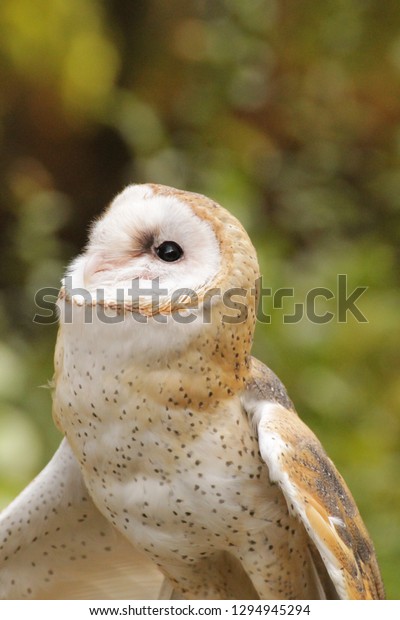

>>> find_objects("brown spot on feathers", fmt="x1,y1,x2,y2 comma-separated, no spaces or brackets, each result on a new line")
255,394,385,599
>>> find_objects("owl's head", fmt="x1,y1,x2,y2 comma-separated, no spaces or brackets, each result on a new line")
59,184,260,363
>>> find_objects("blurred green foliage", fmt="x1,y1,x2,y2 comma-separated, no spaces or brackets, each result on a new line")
0,0,399,598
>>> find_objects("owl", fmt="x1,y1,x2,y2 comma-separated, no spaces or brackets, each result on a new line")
0,184,384,600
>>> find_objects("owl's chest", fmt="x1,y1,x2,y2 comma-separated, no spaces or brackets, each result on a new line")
54,356,278,551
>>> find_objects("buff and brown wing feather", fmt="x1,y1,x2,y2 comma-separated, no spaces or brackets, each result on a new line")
244,357,385,600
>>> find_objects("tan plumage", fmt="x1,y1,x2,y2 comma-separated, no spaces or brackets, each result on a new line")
246,358,384,600
0,183,384,599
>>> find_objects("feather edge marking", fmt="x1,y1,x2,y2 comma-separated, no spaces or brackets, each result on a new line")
253,401,350,599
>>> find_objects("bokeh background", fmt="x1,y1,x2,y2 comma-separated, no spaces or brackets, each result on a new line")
0,0,399,598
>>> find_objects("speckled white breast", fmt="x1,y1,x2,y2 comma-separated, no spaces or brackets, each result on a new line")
55,311,282,553
53,304,312,599
56,362,279,551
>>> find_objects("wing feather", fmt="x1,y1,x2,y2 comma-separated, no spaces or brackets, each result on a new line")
243,357,385,600
0,439,163,599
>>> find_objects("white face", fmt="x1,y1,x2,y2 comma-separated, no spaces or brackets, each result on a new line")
65,184,221,305
58,185,223,359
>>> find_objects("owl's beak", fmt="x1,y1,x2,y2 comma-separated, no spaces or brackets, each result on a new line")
83,252,142,287
83,253,107,287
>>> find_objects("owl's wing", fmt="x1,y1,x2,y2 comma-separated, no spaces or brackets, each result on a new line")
242,357,385,600
0,438,163,599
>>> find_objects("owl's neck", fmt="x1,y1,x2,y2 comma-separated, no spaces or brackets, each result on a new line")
136,333,252,413
57,298,253,410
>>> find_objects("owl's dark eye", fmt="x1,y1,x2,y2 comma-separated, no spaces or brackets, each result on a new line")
155,241,184,262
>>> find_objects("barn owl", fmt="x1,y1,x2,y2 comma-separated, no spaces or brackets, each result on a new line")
0,184,384,600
